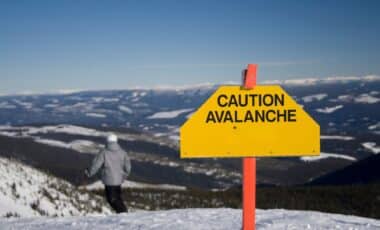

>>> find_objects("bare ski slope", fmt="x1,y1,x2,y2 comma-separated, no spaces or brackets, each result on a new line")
1,208,379,230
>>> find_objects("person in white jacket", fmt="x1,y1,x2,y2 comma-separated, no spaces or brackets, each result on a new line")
86,133,131,213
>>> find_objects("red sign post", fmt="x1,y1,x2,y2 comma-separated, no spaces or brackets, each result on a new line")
242,64,257,230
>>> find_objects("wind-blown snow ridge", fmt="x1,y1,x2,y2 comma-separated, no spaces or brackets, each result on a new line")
1,208,379,230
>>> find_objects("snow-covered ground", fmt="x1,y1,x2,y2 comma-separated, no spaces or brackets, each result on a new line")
81,180,186,191
0,157,110,218
1,208,379,230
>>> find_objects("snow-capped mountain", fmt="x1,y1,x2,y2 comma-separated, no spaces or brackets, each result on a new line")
0,76,378,141
0,156,110,218
1,208,379,230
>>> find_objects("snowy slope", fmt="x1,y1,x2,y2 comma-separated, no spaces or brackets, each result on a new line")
0,157,110,217
1,208,379,230
82,180,186,191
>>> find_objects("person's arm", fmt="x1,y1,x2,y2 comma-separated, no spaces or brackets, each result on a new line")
123,153,131,177
87,150,105,177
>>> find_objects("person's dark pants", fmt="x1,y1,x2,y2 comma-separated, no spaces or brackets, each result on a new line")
105,185,127,213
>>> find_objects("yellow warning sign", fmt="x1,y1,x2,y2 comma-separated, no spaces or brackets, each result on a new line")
180,85,320,158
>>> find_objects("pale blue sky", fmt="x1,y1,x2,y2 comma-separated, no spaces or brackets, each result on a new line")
1,0,379,94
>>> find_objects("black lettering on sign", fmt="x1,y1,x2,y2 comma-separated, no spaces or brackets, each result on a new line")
277,94,285,106
215,111,224,122
206,109,298,123
216,93,286,108
255,110,265,122
206,111,216,123
263,94,273,106
266,110,276,122
244,110,254,122
277,109,287,122
207,93,297,124
288,109,297,122
224,111,233,123
234,111,242,123
238,95,248,107
229,95,238,107
217,95,228,107
248,94,258,106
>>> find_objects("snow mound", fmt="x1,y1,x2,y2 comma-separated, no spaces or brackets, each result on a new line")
0,157,110,218
1,208,379,230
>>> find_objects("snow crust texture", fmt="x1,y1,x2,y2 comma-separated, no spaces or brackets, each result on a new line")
1,208,379,230
0,157,110,218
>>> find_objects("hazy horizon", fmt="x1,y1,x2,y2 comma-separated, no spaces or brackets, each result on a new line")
0,74,378,96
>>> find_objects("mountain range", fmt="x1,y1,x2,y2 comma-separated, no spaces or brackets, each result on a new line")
0,76,378,189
